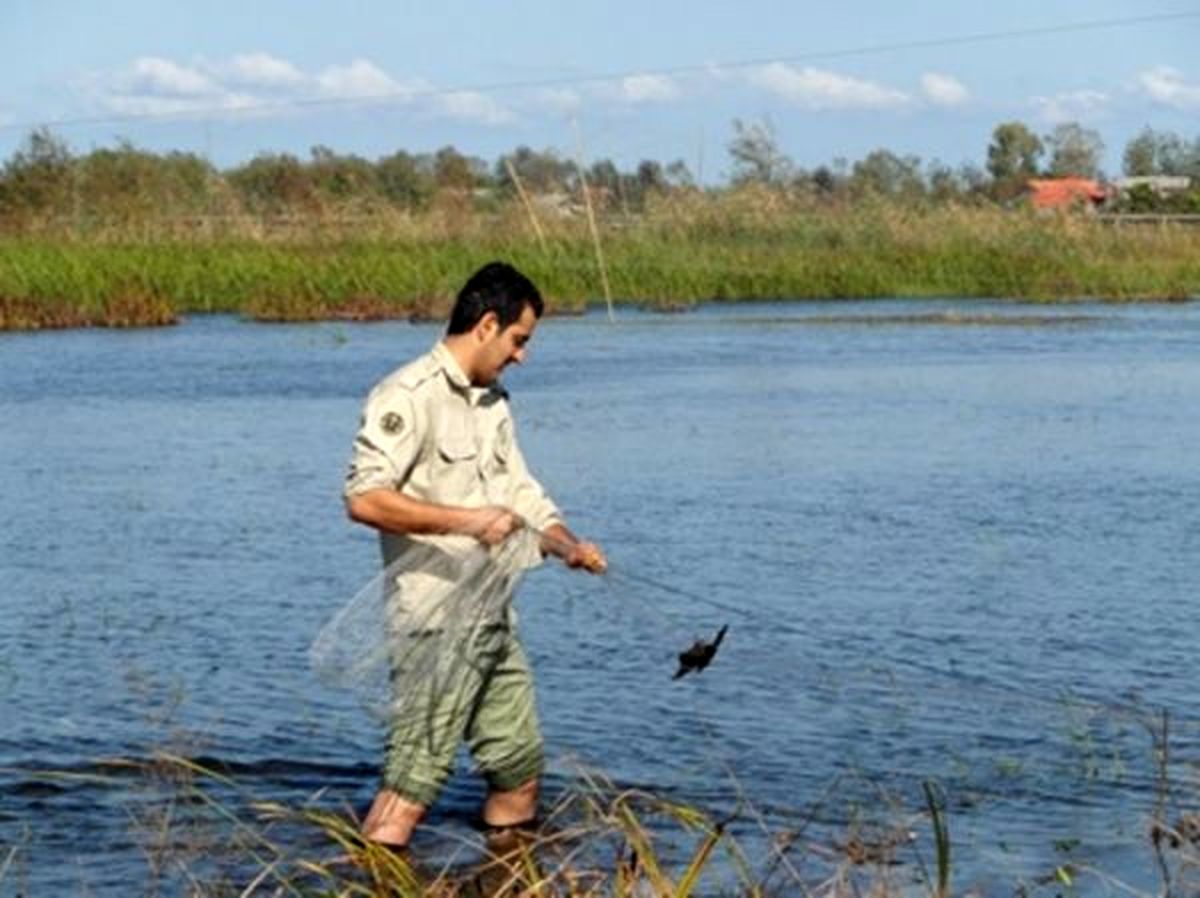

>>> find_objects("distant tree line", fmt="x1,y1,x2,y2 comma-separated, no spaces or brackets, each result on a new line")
0,128,695,227
2,119,1199,227
728,118,1200,211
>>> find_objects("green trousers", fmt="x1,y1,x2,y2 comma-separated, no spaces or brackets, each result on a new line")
384,625,543,806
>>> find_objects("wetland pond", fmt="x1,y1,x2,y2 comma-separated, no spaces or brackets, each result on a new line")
2,299,1200,893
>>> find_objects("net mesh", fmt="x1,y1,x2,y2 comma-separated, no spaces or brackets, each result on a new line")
309,527,543,734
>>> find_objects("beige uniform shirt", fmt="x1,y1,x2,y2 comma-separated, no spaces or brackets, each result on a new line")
345,341,562,627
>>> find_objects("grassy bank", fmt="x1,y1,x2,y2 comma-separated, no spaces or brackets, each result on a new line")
7,748,1200,897
3,195,1200,330
0,754,975,897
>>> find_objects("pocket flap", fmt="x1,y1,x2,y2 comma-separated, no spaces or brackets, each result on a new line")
437,434,477,461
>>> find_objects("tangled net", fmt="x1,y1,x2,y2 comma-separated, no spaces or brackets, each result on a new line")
310,527,543,720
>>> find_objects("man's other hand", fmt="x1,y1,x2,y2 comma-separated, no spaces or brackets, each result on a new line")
465,507,523,545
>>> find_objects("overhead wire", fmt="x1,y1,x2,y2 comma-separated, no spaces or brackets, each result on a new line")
1,11,1196,134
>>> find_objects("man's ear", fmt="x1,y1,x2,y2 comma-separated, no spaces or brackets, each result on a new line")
476,310,500,341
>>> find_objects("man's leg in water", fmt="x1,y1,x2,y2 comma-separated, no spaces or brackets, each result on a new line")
366,633,496,846
358,777,538,846
483,776,539,827
468,630,544,828
362,790,426,846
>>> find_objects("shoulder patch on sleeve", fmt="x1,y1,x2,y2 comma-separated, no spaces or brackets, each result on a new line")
380,410,406,435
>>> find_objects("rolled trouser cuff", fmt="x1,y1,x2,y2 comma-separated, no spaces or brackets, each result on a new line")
382,763,449,808
481,742,544,794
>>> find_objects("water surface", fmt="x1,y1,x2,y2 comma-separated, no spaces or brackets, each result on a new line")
2,300,1199,893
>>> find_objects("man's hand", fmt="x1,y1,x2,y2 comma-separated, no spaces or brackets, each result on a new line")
564,541,607,574
539,523,606,573
463,506,524,546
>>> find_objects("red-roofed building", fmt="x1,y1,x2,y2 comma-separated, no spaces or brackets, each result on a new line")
1026,178,1109,211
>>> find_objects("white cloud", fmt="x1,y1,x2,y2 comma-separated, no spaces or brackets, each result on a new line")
439,90,514,125
225,52,307,88
1030,89,1109,123
316,58,420,99
127,56,220,97
78,53,534,125
86,56,257,116
746,63,910,110
920,72,968,107
1137,66,1200,110
616,73,680,103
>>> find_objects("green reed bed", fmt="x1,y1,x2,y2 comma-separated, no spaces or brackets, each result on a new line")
3,199,1199,330
17,752,949,898
8,748,1200,897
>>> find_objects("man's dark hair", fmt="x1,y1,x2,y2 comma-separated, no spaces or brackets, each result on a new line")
446,261,543,335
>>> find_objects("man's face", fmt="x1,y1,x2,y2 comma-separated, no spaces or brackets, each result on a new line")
475,304,538,385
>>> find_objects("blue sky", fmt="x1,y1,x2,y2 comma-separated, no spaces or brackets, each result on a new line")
2,1,1198,180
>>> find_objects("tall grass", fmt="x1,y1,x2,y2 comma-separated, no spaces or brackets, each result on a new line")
79,754,963,898
7,737,1200,896
3,194,1199,330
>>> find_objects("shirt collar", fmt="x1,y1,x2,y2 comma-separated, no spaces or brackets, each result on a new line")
432,340,472,392
432,339,509,402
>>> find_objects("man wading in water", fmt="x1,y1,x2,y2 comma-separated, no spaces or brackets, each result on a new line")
343,261,606,848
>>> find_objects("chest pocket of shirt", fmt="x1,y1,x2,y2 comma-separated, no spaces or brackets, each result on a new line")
490,418,512,473
436,432,479,499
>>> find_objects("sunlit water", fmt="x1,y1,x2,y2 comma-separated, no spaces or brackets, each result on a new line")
2,301,1199,894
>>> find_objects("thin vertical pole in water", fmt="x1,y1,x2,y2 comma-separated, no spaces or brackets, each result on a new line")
573,120,615,323
504,158,548,255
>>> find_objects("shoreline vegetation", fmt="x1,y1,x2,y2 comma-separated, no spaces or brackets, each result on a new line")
2,125,1200,331
6,744,1200,897
3,198,1200,331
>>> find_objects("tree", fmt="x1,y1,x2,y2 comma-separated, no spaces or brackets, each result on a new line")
308,145,379,200
76,141,217,219
986,122,1043,183
926,160,963,201
227,152,318,214
0,128,74,215
727,118,793,186
432,146,478,191
1123,128,1159,176
494,146,574,194
849,149,924,197
664,159,695,188
376,150,434,208
1122,127,1200,178
1044,122,1104,179
807,165,839,195
635,159,666,194
585,158,622,210
956,163,990,197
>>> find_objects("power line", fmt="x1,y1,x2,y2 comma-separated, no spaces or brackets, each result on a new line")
1,11,1196,135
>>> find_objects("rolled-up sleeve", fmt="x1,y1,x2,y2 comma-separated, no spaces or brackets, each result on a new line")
506,435,563,532
344,387,421,498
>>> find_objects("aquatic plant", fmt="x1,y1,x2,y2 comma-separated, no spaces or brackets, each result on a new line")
1,195,1198,330
9,729,1200,897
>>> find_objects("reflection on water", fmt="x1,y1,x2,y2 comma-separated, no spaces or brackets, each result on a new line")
2,299,1200,893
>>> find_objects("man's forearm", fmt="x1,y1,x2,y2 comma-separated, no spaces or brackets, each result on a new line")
345,489,476,536
539,522,580,558
346,491,598,563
